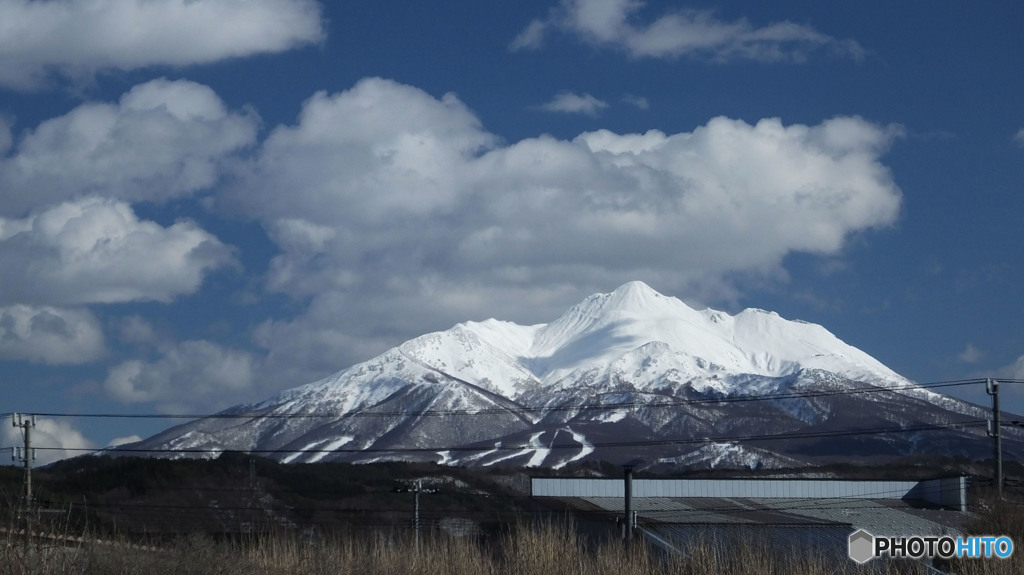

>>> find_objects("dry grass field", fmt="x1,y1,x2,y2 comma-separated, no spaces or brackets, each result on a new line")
3,510,1021,575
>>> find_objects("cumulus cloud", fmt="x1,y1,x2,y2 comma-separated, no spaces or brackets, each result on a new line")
0,78,258,216
540,92,609,115
512,0,863,62
0,305,105,364
0,0,325,90
3,416,94,464
220,77,902,372
1015,129,1024,146
0,197,235,305
104,340,258,411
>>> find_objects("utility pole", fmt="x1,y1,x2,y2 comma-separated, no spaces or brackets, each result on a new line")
986,379,1003,498
12,414,35,506
623,464,634,544
12,414,36,534
413,480,421,553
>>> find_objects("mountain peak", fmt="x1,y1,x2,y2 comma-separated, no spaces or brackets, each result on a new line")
528,281,705,373
608,280,662,304
578,280,690,319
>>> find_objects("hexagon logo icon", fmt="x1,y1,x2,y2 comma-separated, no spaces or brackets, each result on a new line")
848,529,875,564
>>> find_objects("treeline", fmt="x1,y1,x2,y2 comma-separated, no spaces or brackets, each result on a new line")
1,453,537,537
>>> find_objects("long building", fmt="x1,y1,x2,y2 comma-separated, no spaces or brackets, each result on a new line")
531,476,969,567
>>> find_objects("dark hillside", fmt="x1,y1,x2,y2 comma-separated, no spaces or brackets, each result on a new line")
2,453,1019,540
0,454,535,538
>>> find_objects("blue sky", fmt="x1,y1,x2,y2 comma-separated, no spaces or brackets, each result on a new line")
1,0,1023,461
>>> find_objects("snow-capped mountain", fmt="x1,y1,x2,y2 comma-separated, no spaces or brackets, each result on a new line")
128,282,1017,470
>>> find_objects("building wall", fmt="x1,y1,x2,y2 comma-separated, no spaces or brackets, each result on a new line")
908,476,967,511
531,477,967,510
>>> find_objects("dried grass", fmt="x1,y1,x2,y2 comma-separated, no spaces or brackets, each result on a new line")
0,510,1019,575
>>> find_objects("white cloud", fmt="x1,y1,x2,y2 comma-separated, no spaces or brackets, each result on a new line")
1015,129,1024,146
958,343,983,364
0,197,235,305
3,416,94,465
0,305,105,364
222,77,496,233
512,0,863,62
104,340,257,411
0,0,325,90
622,94,649,110
997,356,1024,380
114,315,160,346
509,19,550,51
253,307,402,387
0,116,12,155
220,77,902,374
0,78,258,216
994,356,1024,414
540,92,609,116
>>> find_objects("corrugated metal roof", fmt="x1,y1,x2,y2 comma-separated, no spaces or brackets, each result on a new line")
639,523,855,564
554,495,966,537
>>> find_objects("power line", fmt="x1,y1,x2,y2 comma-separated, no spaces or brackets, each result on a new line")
18,378,988,421
2,379,1007,467
16,480,984,535
25,419,989,456
21,477,979,515
50,498,959,518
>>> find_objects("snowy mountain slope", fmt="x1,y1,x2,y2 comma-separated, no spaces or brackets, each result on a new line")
125,281,1017,468
529,281,894,382
655,443,809,471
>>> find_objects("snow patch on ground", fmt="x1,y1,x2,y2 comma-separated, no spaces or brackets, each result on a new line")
526,431,550,467
658,442,803,470
596,410,628,423
552,428,594,470
306,436,354,464
281,436,354,464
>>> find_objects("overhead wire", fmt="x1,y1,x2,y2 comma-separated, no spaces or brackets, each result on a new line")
24,419,989,456
17,476,988,535
1,377,1009,464
16,378,990,421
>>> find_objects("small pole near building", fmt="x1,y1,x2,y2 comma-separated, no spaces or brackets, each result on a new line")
623,464,634,544
413,480,421,553
986,379,1003,498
